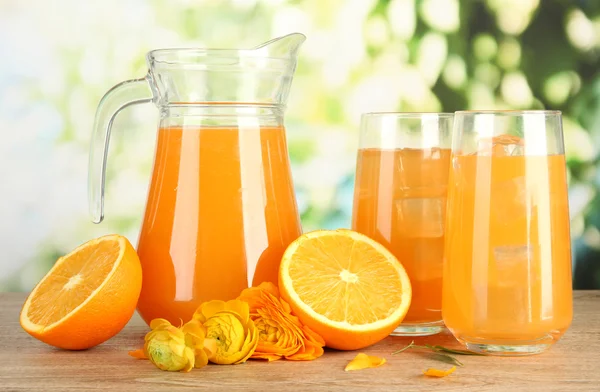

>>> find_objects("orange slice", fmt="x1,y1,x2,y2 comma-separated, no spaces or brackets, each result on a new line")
279,229,412,350
20,234,142,350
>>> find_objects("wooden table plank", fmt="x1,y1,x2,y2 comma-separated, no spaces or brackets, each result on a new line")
1,292,599,391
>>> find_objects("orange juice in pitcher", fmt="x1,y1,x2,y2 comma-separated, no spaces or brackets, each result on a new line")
88,34,305,325
136,125,300,322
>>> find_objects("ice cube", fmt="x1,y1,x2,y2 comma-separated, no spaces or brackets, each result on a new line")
396,197,446,238
494,245,533,268
477,134,525,156
410,239,444,280
474,282,529,333
355,185,372,201
495,245,535,299
507,143,524,156
473,244,534,332
491,176,530,223
493,244,539,287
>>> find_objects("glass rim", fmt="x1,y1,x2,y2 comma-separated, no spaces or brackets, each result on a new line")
455,110,562,116
147,32,307,64
362,112,454,119
147,49,294,64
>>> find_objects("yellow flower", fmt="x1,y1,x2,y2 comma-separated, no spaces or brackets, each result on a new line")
192,300,258,365
129,318,215,372
238,282,325,361
181,319,217,369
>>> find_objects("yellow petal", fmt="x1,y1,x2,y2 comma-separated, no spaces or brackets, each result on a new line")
195,300,227,322
169,339,186,358
182,347,195,373
256,281,280,297
286,337,324,361
204,338,217,359
250,352,282,361
194,349,209,369
205,311,247,364
279,297,293,314
165,327,186,345
224,300,250,324
144,329,159,341
146,330,170,342
234,318,259,364
149,318,173,330
128,349,147,359
182,320,206,340
303,325,326,346
344,353,386,371
423,366,457,378
145,338,189,372
238,282,280,315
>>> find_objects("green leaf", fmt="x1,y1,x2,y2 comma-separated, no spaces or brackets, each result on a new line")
425,344,485,356
392,342,474,366
391,340,415,355
428,353,464,367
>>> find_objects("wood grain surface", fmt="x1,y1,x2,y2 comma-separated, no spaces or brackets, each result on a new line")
1,292,599,391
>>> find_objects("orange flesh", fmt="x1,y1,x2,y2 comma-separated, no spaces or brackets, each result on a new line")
26,240,120,326
288,233,406,325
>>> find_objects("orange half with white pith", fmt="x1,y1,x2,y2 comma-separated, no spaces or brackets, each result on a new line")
20,234,142,350
278,229,412,350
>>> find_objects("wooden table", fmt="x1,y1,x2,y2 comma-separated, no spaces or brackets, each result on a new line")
1,292,599,391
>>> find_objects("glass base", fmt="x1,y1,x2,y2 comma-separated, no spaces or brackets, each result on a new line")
455,334,555,356
390,321,444,336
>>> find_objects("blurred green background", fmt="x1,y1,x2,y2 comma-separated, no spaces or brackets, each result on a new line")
0,0,599,291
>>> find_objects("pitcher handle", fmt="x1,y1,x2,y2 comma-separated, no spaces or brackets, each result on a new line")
88,76,154,223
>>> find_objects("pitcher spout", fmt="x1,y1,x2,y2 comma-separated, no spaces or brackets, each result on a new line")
253,33,306,60
143,33,305,107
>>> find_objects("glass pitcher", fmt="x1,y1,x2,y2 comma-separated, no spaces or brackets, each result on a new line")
88,33,305,325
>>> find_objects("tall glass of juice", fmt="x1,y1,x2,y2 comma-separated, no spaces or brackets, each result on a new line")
352,112,453,336
443,110,572,355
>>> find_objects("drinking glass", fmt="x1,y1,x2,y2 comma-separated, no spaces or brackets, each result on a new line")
443,110,572,355
352,112,453,336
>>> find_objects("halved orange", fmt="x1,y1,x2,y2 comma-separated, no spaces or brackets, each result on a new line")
20,234,142,350
279,229,412,350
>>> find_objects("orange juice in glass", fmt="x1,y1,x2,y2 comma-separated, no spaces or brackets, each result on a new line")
88,34,305,325
352,113,453,336
443,110,572,355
